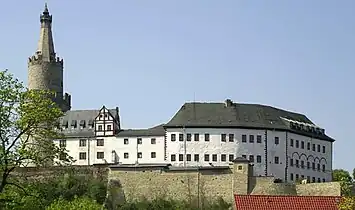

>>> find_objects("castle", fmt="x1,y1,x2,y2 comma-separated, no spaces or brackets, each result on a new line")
27,5,335,184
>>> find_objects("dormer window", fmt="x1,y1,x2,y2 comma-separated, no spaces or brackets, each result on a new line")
71,120,77,129
88,120,94,129
62,120,68,129
79,120,86,129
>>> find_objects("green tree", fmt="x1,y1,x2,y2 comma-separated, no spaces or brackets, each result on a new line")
0,69,69,195
333,169,353,196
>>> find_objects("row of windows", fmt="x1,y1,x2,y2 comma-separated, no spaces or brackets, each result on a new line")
290,173,326,183
290,139,326,153
289,159,326,172
171,133,271,144
60,138,158,148
97,124,112,131
77,151,157,160
171,154,235,162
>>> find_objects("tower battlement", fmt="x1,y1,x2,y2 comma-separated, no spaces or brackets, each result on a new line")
28,54,64,67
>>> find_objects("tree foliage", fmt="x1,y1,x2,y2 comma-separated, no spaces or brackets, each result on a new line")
0,69,69,195
333,169,353,196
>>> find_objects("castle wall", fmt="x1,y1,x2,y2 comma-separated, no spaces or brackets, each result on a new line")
107,164,341,205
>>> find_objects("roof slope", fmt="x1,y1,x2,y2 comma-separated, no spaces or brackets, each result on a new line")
116,124,165,137
234,195,341,210
164,101,334,141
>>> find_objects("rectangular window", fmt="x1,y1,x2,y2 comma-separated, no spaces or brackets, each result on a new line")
312,144,315,151
296,140,299,148
124,138,129,145
59,140,66,148
290,158,294,166
301,141,305,149
312,177,315,183
98,125,103,131
79,152,86,160
317,164,320,171
187,133,192,141
186,154,191,161
97,152,104,159
317,145,320,152
301,160,304,168
317,178,321,183
194,133,199,141
249,135,254,143
242,155,247,159
290,139,294,147
229,154,234,162
194,154,199,162
307,176,311,182
171,134,176,141
204,134,210,141
124,153,129,159
96,139,104,146
151,152,156,158
179,134,183,141
212,154,217,162
322,178,326,182
79,139,86,147
151,138,156,144
204,154,210,161
307,162,310,169
274,137,279,145
307,142,310,150
312,162,315,170
242,135,247,143
221,134,226,142
179,154,183,161
322,146,326,153
257,155,261,163
107,124,112,131
274,156,279,164
322,164,325,172
249,155,254,163
137,152,142,159
290,173,294,181
257,135,262,143
229,134,234,142
296,174,299,181
137,138,142,144
221,154,226,161
171,154,176,161
296,160,299,168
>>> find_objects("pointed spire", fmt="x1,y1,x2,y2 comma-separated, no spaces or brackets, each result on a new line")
43,3,49,14
36,3,56,62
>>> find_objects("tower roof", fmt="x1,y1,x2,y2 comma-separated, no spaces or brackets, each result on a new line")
36,3,56,62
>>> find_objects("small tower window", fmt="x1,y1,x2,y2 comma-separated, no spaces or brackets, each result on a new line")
238,165,243,170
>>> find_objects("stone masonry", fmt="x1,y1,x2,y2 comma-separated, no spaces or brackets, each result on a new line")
106,158,341,207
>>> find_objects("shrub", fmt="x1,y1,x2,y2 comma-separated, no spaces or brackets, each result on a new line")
46,196,102,210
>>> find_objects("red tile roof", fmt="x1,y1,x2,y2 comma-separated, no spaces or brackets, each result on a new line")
234,195,342,210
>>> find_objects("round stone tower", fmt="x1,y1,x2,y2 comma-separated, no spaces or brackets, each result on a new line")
28,4,71,112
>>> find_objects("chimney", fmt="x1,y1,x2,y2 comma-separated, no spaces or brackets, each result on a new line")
225,99,233,107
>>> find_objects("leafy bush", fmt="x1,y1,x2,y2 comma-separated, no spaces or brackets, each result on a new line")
46,196,102,210
116,197,231,210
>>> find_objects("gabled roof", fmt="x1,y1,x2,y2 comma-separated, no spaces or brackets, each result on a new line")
116,124,165,137
60,108,118,137
234,195,341,210
164,100,334,142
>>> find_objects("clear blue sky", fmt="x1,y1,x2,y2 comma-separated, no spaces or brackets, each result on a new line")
0,1,354,172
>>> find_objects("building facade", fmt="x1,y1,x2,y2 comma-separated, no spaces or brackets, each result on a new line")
28,5,334,184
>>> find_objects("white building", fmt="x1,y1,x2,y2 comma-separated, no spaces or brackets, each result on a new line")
54,99,334,184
